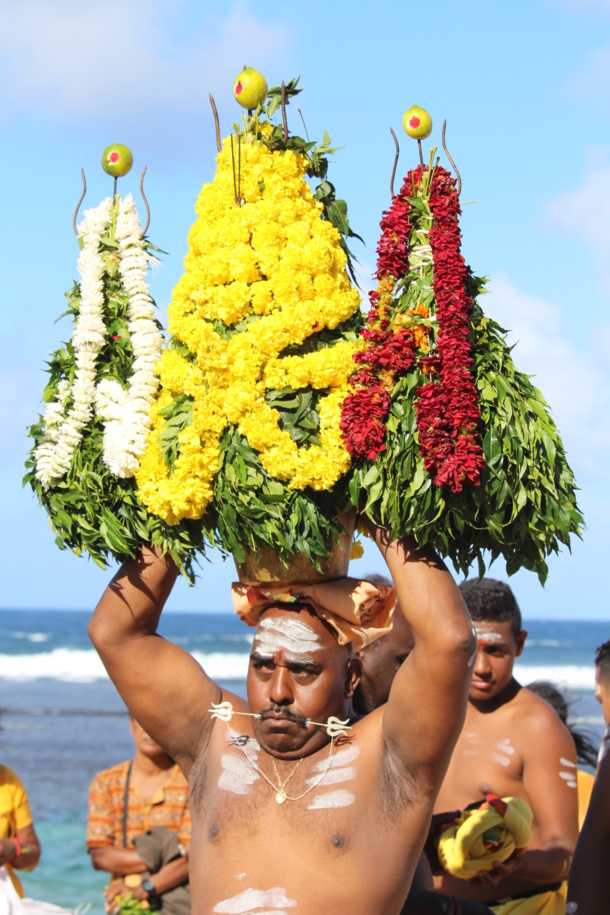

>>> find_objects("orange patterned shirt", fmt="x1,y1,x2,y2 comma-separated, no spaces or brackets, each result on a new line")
86,760,191,851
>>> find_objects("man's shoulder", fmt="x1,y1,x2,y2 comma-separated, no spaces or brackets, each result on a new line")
89,759,131,790
517,686,572,741
0,765,26,793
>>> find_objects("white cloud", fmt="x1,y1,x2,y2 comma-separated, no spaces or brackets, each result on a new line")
484,274,610,483
0,1,291,126
544,161,610,294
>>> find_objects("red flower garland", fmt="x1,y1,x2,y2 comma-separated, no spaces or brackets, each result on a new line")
341,164,484,492
415,167,485,492
340,187,417,461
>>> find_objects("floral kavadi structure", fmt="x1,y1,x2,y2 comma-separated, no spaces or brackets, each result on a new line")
26,83,582,584
133,78,364,569
25,192,207,576
343,144,583,583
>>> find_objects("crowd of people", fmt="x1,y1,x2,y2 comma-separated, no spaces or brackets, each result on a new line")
2,538,609,914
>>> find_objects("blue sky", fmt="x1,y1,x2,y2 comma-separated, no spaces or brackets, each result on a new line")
1,0,609,620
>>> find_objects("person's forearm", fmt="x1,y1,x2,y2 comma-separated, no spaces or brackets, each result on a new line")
89,846,148,874
88,546,179,649
148,855,189,895
512,843,573,885
374,528,475,653
7,839,40,871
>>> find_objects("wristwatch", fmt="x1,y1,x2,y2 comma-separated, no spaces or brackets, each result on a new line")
141,879,158,903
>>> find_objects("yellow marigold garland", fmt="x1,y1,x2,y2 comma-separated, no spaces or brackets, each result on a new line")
135,134,362,524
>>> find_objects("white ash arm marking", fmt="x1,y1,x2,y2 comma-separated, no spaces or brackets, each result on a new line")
559,756,578,788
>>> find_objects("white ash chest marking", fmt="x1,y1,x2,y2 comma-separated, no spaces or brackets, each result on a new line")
492,738,516,767
254,617,322,656
212,886,297,913
218,733,261,795
559,757,577,788
306,744,359,809
463,731,483,756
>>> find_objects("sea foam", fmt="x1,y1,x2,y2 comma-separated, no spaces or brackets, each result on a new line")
0,648,250,682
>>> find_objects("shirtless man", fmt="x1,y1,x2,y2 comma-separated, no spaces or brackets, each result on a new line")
88,529,476,915
433,578,578,914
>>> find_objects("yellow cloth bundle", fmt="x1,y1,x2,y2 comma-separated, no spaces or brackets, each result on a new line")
437,795,533,879
490,886,566,915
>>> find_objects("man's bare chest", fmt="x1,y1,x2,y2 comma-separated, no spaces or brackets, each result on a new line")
191,733,365,841
441,713,526,806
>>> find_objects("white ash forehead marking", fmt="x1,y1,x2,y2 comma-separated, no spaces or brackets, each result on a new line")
312,744,360,772
566,902,579,913
255,617,322,655
218,737,261,795
307,789,355,809
212,886,297,913
474,627,504,642
560,757,577,768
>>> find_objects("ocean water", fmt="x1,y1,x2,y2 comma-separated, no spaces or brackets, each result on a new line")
0,609,607,912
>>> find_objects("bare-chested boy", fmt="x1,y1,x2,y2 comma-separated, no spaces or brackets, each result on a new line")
433,578,578,914
88,529,476,915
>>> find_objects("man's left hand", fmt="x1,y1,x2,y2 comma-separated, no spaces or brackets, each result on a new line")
470,848,525,888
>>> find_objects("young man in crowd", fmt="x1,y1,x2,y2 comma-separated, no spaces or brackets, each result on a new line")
433,579,578,914
88,530,476,915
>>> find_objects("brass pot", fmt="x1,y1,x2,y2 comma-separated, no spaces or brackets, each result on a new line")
234,509,357,585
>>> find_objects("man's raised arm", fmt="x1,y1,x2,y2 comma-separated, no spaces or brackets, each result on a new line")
88,547,221,772
374,528,476,791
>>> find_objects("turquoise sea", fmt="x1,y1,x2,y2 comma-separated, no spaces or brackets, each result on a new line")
0,609,607,913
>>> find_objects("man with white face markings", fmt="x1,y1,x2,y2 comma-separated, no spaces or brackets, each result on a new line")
433,579,578,914
88,528,476,914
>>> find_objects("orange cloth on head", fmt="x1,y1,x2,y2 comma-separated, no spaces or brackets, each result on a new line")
232,578,397,650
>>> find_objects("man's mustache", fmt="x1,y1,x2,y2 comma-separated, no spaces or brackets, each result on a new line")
258,706,309,728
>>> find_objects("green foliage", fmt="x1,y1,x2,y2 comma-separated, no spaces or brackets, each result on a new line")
213,426,351,569
353,269,583,584
25,218,209,579
111,891,153,914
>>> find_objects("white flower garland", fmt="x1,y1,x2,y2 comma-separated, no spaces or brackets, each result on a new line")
35,195,162,487
35,199,111,488
95,195,163,477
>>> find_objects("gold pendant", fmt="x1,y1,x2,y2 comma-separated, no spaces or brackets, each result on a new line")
275,789,287,804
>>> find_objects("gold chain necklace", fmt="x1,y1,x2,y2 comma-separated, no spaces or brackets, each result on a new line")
271,757,303,804
226,722,336,805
